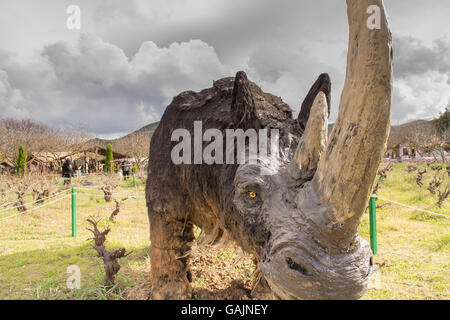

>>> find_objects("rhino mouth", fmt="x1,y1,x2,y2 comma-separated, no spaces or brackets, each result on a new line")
261,238,373,300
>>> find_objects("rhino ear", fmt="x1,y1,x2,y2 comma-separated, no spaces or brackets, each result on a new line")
231,71,257,128
297,73,331,131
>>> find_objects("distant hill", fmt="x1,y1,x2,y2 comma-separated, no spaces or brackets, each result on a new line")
327,120,432,148
386,120,433,147
121,121,160,139
86,122,159,155
113,121,159,145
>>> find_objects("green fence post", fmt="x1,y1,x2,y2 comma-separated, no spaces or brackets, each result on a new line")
369,194,377,255
133,175,136,188
71,187,77,237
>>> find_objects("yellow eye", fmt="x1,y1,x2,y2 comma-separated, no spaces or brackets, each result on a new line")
249,191,257,199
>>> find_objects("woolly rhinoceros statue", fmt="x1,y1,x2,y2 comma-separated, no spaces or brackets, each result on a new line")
146,0,392,300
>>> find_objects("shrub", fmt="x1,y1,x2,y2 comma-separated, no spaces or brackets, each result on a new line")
16,145,27,177
104,144,113,173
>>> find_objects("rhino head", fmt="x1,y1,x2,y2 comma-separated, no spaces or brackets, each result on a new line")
231,0,392,299
147,0,392,300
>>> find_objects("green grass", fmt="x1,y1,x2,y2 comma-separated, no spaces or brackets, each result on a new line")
360,162,449,300
0,163,448,300
0,175,150,300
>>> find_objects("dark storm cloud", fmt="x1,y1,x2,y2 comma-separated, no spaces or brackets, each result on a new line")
389,35,450,123
394,36,450,80
92,0,346,65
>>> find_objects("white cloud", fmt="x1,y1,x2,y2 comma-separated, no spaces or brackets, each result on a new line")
390,36,450,123
393,71,450,124
130,39,228,98
0,69,28,118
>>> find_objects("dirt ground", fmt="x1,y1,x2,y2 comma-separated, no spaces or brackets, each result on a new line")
124,244,258,300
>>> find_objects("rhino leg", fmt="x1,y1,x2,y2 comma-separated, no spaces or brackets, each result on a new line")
149,212,194,300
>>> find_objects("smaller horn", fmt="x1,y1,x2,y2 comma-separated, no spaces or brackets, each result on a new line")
297,73,331,131
290,91,328,181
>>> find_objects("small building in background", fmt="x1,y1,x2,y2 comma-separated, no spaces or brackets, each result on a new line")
0,160,15,174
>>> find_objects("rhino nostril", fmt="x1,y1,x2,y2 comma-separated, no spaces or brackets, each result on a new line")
286,257,310,276
367,256,374,277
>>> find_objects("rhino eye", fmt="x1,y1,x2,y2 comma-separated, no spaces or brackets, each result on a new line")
245,190,261,203
242,188,262,208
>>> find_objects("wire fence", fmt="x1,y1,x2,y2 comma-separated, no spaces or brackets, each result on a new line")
0,193,71,222
0,200,17,209
0,182,146,224
75,187,145,199
0,188,71,214
372,194,449,219
0,189,20,197
0,177,445,240
75,192,145,199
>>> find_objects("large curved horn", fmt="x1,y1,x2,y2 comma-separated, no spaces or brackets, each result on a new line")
310,0,393,240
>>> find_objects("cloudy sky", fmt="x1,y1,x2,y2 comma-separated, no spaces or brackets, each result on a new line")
0,0,449,138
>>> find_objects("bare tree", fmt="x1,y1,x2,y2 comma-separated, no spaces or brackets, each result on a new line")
416,169,427,188
37,124,91,172
377,163,393,179
5,175,35,212
372,181,381,194
0,119,90,172
0,184,11,209
0,119,53,166
437,183,449,208
100,176,118,202
372,163,393,194
86,216,130,287
114,132,149,169
109,196,136,221
405,120,449,163
427,176,442,195
430,165,443,172
32,174,60,204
